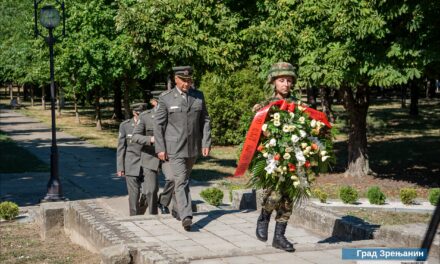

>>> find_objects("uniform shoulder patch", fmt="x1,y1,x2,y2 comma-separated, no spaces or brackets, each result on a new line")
159,90,172,98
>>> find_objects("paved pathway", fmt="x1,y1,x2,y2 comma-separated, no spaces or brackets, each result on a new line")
1,108,438,264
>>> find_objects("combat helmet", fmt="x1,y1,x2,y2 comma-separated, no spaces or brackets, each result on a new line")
267,62,297,83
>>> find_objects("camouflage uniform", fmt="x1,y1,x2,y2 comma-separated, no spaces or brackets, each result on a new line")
256,62,297,252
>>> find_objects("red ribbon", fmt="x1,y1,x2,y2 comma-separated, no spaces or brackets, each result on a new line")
233,100,331,177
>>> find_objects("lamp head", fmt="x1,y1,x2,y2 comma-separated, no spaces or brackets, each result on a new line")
40,5,60,29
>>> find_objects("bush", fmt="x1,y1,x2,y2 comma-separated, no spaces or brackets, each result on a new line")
0,201,19,220
200,188,224,206
339,186,358,204
313,188,328,203
367,186,386,205
400,188,417,205
199,69,265,145
428,188,440,206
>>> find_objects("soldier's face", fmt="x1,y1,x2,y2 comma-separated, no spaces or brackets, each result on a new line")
175,76,192,92
274,76,294,97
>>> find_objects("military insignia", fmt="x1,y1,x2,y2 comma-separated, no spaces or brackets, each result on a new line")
183,69,189,76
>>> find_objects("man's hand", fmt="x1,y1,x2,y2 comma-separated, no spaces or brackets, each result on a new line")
252,104,262,112
117,171,125,177
158,152,168,161
202,147,210,157
150,136,155,144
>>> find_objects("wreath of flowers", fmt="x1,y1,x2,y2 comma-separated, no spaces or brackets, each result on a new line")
249,102,335,204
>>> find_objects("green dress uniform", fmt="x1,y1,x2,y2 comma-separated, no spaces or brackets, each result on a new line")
132,108,161,215
117,117,144,216
154,85,211,225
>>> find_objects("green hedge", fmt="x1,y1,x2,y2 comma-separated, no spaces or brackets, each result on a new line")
200,68,265,145
0,201,19,220
200,187,224,206
428,188,440,206
367,186,386,205
339,186,358,204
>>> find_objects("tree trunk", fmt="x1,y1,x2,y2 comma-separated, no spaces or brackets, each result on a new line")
409,81,419,116
30,85,35,107
9,83,13,99
17,85,22,104
341,85,372,177
112,80,124,120
306,87,318,109
400,85,407,108
123,78,130,120
319,86,335,123
57,84,61,117
74,92,80,124
95,89,102,130
42,85,46,110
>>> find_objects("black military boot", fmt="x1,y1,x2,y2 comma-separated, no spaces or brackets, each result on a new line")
256,209,271,241
272,222,295,252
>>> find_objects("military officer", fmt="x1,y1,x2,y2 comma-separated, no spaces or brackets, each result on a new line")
131,93,163,215
154,66,211,231
116,103,147,216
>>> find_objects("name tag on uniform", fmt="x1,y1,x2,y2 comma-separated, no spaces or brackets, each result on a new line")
170,106,180,109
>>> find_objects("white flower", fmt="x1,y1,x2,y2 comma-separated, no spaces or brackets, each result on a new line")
289,112,295,118
294,147,306,163
285,147,293,153
293,181,300,187
262,124,268,132
279,175,285,182
282,125,290,133
264,163,277,174
283,153,291,160
274,113,280,120
288,125,295,132
274,120,281,127
301,142,308,149
310,119,317,128
320,150,327,156
298,105,306,112
263,152,268,158
305,146,311,152
283,166,287,172
269,138,277,147
299,116,305,124
265,143,270,148
322,156,330,162
291,135,300,143
299,130,306,138
317,121,324,128
290,175,299,181
303,149,309,156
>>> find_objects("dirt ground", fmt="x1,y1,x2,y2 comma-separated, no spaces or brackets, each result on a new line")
0,221,100,264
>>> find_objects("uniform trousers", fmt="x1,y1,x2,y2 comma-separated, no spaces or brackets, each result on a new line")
166,157,197,220
261,188,293,223
141,168,159,215
158,162,174,208
125,175,143,216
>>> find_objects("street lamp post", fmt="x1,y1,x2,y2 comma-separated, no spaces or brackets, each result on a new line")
34,0,66,201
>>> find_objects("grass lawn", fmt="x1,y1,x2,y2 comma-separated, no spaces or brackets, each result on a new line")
334,208,432,226
0,131,48,173
0,221,100,264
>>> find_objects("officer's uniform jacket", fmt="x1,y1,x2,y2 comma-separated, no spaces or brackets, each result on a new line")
132,109,161,171
116,118,142,176
154,87,211,158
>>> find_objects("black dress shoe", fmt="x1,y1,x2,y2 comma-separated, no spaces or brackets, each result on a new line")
172,210,181,221
158,203,170,214
182,217,192,231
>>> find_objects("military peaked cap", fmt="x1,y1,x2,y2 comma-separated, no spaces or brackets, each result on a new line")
173,66,193,79
131,103,147,113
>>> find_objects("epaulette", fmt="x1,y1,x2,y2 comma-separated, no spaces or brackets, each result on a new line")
159,90,172,97
121,119,131,124
139,109,152,116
